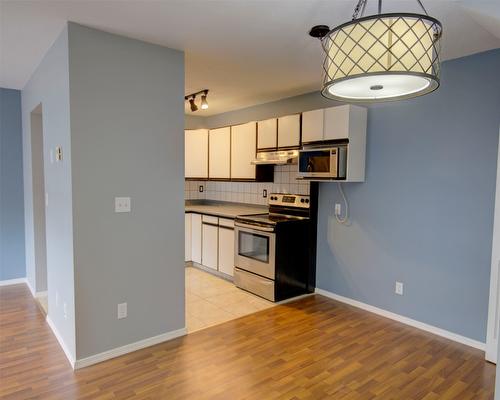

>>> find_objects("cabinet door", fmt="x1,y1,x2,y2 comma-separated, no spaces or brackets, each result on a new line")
191,213,202,264
278,114,301,148
185,213,192,262
185,129,209,178
324,105,350,140
209,127,231,179
302,109,324,143
257,118,277,150
218,223,235,276
202,223,218,270
231,122,257,180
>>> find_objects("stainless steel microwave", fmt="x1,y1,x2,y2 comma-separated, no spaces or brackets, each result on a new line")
298,146,347,179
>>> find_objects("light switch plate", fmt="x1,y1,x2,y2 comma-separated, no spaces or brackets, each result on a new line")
395,281,404,296
115,197,131,213
117,303,127,319
55,146,63,161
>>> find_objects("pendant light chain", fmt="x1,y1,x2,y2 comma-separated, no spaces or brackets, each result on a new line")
352,0,367,20
415,0,429,15
352,0,429,20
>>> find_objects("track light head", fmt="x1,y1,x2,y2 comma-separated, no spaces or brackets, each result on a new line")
201,90,209,110
189,96,198,112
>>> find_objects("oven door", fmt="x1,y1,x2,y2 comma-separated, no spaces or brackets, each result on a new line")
234,222,276,280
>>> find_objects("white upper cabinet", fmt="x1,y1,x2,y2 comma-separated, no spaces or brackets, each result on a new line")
324,105,366,141
231,122,257,180
257,118,277,150
278,114,301,148
185,129,209,179
209,127,231,179
302,109,324,144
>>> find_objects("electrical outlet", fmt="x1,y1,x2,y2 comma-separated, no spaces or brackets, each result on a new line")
117,303,127,319
198,185,204,193
262,189,268,198
335,203,341,216
115,197,131,213
395,281,404,296
63,302,68,319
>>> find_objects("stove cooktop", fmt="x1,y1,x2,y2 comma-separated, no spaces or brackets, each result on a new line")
236,213,308,226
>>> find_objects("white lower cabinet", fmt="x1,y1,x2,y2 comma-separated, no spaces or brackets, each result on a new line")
218,222,235,276
186,213,235,277
185,213,192,262
191,213,202,264
202,219,218,270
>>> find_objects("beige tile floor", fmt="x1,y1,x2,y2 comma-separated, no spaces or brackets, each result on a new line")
185,266,275,333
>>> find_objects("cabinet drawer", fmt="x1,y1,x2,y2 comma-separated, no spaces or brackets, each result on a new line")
202,215,219,225
219,218,234,228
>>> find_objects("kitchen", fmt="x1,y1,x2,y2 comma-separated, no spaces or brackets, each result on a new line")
184,104,367,332
2,1,500,397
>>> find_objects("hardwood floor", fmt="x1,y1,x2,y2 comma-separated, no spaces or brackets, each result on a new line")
0,284,495,399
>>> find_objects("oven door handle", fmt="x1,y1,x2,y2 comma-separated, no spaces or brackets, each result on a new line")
235,221,275,233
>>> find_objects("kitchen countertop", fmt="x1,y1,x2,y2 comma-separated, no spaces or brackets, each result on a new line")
185,201,267,219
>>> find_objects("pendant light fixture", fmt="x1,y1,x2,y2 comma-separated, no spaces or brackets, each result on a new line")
185,89,209,112
309,0,442,102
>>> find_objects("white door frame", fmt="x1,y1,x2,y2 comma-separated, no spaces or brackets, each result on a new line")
486,126,500,363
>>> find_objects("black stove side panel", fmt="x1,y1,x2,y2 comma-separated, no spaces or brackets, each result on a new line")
274,221,310,301
307,182,319,293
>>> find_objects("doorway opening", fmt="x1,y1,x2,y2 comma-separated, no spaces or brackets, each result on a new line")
30,104,48,315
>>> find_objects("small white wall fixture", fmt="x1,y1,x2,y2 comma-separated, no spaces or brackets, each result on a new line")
486,125,500,363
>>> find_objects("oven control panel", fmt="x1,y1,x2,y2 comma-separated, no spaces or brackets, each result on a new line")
268,193,310,208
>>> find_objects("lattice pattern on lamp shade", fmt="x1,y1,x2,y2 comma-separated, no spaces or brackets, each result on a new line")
322,14,442,84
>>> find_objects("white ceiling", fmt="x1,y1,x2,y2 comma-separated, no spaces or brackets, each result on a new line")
1,0,499,115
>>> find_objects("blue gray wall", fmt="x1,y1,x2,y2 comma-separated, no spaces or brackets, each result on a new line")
318,50,500,342
200,49,500,343
67,23,185,359
0,88,25,281
21,25,76,358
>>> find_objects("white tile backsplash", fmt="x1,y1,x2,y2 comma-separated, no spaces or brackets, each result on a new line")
185,165,310,205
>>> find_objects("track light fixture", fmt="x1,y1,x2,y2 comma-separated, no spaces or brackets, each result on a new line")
188,96,198,112
185,89,209,112
201,90,209,110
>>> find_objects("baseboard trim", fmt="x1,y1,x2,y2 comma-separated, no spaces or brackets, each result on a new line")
26,279,36,297
74,327,187,369
46,315,76,369
35,290,48,298
315,288,485,351
0,277,27,287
